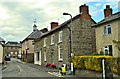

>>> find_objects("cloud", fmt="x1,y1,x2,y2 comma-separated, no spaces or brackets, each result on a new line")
95,3,101,6
0,0,119,42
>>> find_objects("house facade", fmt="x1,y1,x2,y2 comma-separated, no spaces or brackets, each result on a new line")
0,37,5,63
34,4,96,68
92,5,120,57
4,41,21,58
21,24,43,63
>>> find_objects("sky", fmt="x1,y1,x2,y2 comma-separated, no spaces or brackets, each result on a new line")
0,0,119,42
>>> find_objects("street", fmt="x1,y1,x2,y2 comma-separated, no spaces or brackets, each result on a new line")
2,58,54,77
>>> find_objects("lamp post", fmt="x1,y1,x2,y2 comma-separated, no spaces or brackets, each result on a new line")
63,13,75,75
63,12,73,57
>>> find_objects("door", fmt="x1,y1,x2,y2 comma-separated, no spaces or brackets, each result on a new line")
51,50,54,64
39,50,41,65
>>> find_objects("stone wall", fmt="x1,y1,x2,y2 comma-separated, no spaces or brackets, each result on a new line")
34,17,96,69
75,69,120,79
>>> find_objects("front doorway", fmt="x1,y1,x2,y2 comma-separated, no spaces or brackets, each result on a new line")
51,50,54,64
38,50,41,65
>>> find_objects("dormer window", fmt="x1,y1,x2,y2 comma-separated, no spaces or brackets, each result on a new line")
103,24,111,35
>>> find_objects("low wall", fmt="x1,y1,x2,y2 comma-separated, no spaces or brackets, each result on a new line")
75,69,120,79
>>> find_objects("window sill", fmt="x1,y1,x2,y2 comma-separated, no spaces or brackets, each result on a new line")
58,41,62,44
59,59,63,62
43,45,47,47
51,43,54,45
103,33,111,36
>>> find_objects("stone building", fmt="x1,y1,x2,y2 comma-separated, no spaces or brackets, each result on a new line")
21,24,43,63
0,37,5,63
4,41,21,58
34,4,96,68
92,5,120,57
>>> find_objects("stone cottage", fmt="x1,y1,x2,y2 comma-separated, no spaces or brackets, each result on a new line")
34,4,96,68
92,5,120,57
4,41,21,58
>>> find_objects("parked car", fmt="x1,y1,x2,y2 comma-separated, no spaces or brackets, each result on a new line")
5,54,11,61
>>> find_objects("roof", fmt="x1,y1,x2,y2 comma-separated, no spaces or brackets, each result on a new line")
22,29,43,43
36,14,96,40
0,37,5,42
92,11,120,27
5,41,21,47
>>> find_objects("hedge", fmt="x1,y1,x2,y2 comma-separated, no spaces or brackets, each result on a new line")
72,56,120,74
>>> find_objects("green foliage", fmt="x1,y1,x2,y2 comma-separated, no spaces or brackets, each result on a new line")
72,56,120,74
92,52,100,55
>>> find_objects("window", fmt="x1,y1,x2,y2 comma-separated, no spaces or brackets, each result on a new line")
44,51,47,61
51,34,55,45
16,47,17,49
59,31,63,42
58,47,63,61
44,38,47,47
7,47,9,49
104,45,112,56
26,41,28,46
11,47,13,50
15,52,17,56
11,52,13,56
103,24,111,35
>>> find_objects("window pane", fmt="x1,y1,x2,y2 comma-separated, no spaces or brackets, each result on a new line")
108,27,111,34
104,26,107,34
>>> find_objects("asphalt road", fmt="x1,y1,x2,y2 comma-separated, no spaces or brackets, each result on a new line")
2,58,54,77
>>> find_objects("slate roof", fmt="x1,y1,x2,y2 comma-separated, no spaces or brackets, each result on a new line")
0,37,5,42
92,11,120,27
5,41,21,47
36,14,96,40
21,29,43,43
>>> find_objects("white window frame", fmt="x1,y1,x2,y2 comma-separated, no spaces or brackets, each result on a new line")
103,24,111,35
51,34,55,45
58,46,63,61
59,31,63,43
11,52,13,56
104,46,109,55
44,51,47,61
44,38,47,47
15,52,17,56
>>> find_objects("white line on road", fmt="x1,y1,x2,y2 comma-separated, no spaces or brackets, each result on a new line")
48,72,63,77
17,65,22,72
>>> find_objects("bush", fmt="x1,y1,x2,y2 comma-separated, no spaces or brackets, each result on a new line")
92,52,100,55
72,56,120,74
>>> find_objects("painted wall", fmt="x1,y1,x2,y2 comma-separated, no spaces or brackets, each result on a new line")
95,19,120,57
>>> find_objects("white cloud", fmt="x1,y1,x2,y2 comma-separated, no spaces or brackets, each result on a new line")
95,3,101,6
0,0,119,42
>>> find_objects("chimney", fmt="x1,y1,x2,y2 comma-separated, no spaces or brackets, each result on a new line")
104,5,112,18
33,24,37,31
40,28,48,33
79,4,91,19
50,22,58,29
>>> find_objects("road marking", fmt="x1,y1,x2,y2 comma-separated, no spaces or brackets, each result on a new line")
48,72,64,77
17,66,22,72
